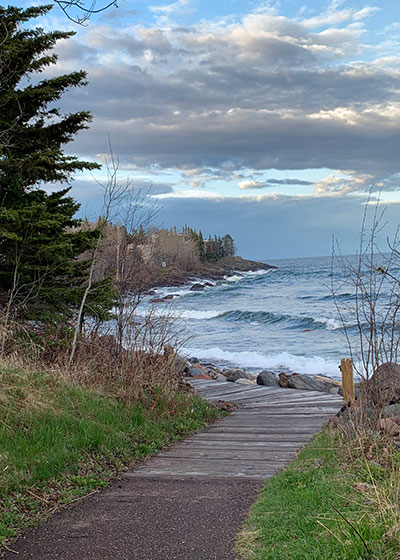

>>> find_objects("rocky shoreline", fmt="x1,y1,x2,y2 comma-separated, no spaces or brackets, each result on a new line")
149,257,345,397
178,355,344,396
146,256,276,292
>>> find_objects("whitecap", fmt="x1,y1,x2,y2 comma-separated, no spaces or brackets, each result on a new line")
314,317,343,330
136,308,224,320
182,346,342,377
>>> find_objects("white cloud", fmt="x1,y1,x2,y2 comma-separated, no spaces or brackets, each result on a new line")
42,1,400,198
150,0,192,14
238,180,268,189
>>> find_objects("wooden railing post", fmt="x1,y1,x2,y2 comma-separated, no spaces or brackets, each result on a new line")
341,358,355,404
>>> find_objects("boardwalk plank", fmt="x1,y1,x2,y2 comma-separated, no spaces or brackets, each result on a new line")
129,379,342,480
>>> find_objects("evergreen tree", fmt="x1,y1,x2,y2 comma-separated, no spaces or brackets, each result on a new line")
0,5,107,322
198,230,205,261
223,234,235,257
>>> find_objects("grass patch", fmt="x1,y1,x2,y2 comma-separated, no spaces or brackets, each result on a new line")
236,428,400,560
0,366,222,549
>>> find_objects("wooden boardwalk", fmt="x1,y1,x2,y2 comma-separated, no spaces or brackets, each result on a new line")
129,379,343,480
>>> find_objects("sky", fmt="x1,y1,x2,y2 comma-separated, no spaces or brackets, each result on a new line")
14,0,400,258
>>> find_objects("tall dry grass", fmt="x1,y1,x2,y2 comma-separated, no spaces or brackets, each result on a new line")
0,303,188,406
336,407,400,556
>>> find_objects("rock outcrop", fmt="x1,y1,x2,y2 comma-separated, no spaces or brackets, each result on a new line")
362,362,400,406
257,370,280,387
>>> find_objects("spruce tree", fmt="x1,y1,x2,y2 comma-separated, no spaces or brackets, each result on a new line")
0,5,107,322
223,234,235,257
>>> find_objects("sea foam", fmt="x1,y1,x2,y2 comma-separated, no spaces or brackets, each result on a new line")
182,346,342,377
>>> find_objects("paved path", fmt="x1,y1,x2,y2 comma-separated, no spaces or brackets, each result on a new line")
4,380,343,559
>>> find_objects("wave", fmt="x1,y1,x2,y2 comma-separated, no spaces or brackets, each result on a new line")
137,305,345,330
313,317,342,331
136,307,223,320
223,274,244,283
182,347,342,377
320,292,354,302
221,268,272,284
220,310,343,330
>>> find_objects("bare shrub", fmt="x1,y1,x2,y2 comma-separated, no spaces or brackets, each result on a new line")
150,230,200,272
332,193,400,391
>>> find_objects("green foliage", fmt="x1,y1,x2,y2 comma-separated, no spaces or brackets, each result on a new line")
0,366,222,545
0,5,113,323
0,5,99,198
171,225,235,263
236,430,399,560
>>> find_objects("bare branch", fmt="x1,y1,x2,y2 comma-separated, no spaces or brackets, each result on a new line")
52,0,119,25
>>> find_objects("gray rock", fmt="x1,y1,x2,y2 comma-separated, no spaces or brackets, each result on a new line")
235,378,255,385
170,352,190,375
214,373,228,382
285,373,338,393
338,386,360,399
190,283,205,291
257,370,280,387
226,369,255,382
382,404,400,418
187,366,205,377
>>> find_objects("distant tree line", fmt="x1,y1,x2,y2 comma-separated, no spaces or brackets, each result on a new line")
177,226,235,262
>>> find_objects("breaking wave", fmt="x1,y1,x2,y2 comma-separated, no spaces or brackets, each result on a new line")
182,347,341,377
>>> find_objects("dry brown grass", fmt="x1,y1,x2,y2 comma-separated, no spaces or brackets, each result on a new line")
0,304,187,407
337,408,400,555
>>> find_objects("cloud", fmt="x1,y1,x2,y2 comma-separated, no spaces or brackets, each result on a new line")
236,178,313,190
266,178,314,186
314,171,375,194
238,180,269,190
45,2,400,195
150,0,192,15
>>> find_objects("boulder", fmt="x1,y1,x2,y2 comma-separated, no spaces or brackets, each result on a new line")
377,417,400,436
204,367,225,381
257,370,280,387
235,378,255,385
175,355,190,375
314,374,341,386
150,294,177,303
190,283,205,291
163,348,190,375
382,404,400,418
214,372,229,382
280,372,339,393
226,369,255,383
363,362,400,406
189,373,211,380
187,365,208,377
278,372,290,388
202,362,218,368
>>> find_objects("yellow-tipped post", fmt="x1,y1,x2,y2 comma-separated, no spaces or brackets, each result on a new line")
341,358,355,404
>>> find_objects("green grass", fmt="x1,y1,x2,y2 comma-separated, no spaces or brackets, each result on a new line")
236,429,400,560
0,366,222,548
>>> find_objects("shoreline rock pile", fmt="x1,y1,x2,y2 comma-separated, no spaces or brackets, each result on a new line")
181,356,343,395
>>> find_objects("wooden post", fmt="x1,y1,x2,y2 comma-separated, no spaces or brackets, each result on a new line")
341,358,355,404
